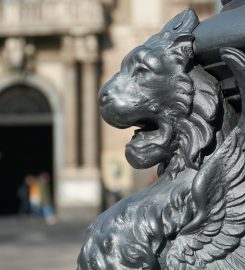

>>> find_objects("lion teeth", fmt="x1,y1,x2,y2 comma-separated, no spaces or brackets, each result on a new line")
132,129,141,139
134,129,141,135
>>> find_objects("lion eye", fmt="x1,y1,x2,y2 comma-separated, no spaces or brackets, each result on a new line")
133,65,150,77
138,66,149,73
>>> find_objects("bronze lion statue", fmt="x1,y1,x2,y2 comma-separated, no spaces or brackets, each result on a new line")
77,8,245,270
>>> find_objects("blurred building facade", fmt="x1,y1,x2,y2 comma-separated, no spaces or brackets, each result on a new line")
0,0,216,215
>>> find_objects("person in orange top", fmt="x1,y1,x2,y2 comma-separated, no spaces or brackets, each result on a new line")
26,175,42,216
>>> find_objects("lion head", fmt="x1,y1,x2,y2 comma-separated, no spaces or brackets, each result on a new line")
98,9,220,175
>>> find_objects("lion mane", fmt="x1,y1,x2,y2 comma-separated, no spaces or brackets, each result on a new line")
143,18,221,176
164,60,220,174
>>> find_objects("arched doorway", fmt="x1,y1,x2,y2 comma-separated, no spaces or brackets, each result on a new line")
0,84,53,215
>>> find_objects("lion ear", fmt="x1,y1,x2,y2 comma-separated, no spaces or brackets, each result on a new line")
144,9,199,49
161,9,199,34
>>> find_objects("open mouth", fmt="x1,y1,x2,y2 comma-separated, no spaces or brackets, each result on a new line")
132,119,160,140
125,118,174,169
127,117,174,152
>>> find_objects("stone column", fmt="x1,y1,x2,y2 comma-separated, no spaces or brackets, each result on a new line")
75,35,99,168
62,36,78,167
81,61,98,167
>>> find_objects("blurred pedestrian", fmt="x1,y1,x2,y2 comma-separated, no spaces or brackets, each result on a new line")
26,175,42,216
18,177,30,214
39,173,57,225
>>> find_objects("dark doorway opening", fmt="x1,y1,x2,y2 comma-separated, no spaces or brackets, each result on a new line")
0,125,53,215
0,84,53,216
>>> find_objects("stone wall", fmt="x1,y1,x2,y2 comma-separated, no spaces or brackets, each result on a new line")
0,0,105,213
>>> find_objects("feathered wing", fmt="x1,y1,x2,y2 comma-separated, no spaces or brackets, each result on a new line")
165,48,245,270
166,130,245,270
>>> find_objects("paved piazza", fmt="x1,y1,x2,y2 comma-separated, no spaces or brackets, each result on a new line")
0,209,97,270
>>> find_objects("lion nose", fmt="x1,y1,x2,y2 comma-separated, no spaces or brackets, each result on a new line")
98,85,113,107
98,91,110,106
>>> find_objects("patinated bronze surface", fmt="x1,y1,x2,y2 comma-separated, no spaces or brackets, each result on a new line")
77,1,245,269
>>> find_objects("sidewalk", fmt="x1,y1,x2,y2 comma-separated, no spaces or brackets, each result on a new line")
0,208,98,270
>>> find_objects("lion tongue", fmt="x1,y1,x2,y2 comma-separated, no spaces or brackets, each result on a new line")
132,128,170,147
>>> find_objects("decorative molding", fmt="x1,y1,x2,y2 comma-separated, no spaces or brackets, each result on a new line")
3,38,36,73
74,35,99,63
0,0,104,36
